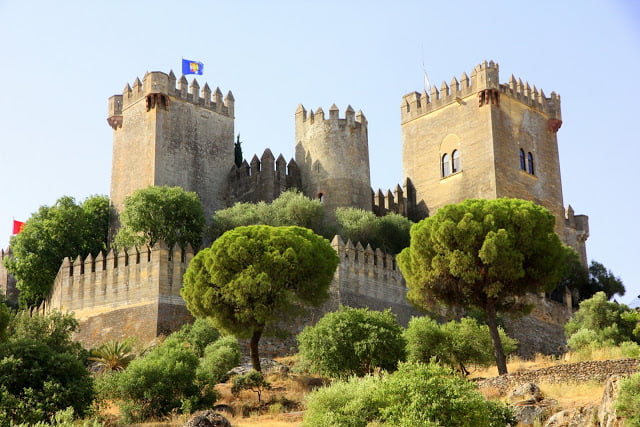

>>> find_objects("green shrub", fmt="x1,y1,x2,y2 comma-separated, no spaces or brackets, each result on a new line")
302,362,514,427
163,317,221,357
0,311,94,425
196,335,241,385
105,342,213,423
404,316,517,375
379,362,515,426
616,372,640,426
565,292,640,350
302,375,384,427
298,307,406,378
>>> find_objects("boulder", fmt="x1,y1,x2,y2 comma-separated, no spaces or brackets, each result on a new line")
543,405,596,427
508,382,544,402
182,410,232,427
512,399,558,426
599,375,624,427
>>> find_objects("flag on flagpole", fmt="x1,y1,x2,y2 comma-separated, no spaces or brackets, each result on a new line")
12,220,25,235
182,59,204,75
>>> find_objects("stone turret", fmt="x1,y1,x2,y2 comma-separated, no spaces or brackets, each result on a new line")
108,71,235,230
294,104,372,220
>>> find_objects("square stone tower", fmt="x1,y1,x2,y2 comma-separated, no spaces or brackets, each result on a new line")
401,60,588,262
107,71,235,224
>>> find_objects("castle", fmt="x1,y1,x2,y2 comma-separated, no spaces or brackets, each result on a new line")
4,60,589,355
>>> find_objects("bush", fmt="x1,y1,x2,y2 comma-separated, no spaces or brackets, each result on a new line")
616,372,640,426
302,362,515,427
297,307,406,378
104,342,212,423
565,292,640,350
302,374,384,427
164,317,221,357
196,335,241,385
0,311,93,425
379,362,515,426
404,316,517,375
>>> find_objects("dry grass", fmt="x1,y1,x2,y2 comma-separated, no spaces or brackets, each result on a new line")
537,380,604,408
470,353,561,379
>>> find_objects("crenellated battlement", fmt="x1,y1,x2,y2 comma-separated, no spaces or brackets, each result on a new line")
371,177,417,218
226,149,302,204
41,241,194,320
500,74,561,120
107,71,234,125
401,60,561,123
295,104,367,132
330,235,408,307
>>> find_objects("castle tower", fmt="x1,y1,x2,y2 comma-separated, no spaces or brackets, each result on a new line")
294,104,372,218
401,60,588,262
107,71,235,224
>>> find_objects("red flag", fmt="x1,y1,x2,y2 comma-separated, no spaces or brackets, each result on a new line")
12,220,25,235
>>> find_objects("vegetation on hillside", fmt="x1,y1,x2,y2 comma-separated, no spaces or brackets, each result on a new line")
4,195,110,307
404,316,518,376
115,185,206,250
181,225,339,371
0,310,94,425
298,307,406,378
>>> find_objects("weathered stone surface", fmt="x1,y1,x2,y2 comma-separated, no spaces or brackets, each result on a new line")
599,375,624,427
543,405,597,427
508,382,544,402
512,399,558,426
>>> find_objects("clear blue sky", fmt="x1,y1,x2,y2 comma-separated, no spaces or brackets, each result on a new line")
1,1,639,304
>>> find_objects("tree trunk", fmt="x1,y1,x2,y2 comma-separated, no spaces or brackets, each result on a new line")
486,301,508,375
250,328,263,372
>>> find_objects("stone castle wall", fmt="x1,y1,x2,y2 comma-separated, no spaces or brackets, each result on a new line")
42,236,419,352
41,242,193,348
225,149,302,205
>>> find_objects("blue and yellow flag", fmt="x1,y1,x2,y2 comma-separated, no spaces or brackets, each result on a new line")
182,59,204,75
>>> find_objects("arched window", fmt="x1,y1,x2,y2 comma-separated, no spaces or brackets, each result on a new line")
519,149,526,171
527,152,535,175
452,150,460,173
442,153,450,177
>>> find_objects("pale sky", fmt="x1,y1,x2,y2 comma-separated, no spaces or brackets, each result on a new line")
1,1,639,304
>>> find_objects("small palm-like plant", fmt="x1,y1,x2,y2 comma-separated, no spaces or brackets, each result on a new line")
89,340,136,373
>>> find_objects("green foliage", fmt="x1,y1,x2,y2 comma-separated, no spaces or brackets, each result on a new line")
231,370,272,402
114,185,205,250
565,292,640,350
587,261,625,300
302,374,384,427
234,134,243,168
89,340,135,373
398,198,565,374
163,317,221,357
4,195,110,307
196,336,241,386
616,372,640,426
102,341,211,423
297,307,406,378
182,225,339,371
404,316,517,375
335,207,412,254
0,311,93,425
209,190,326,240
302,362,515,427
557,252,625,303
